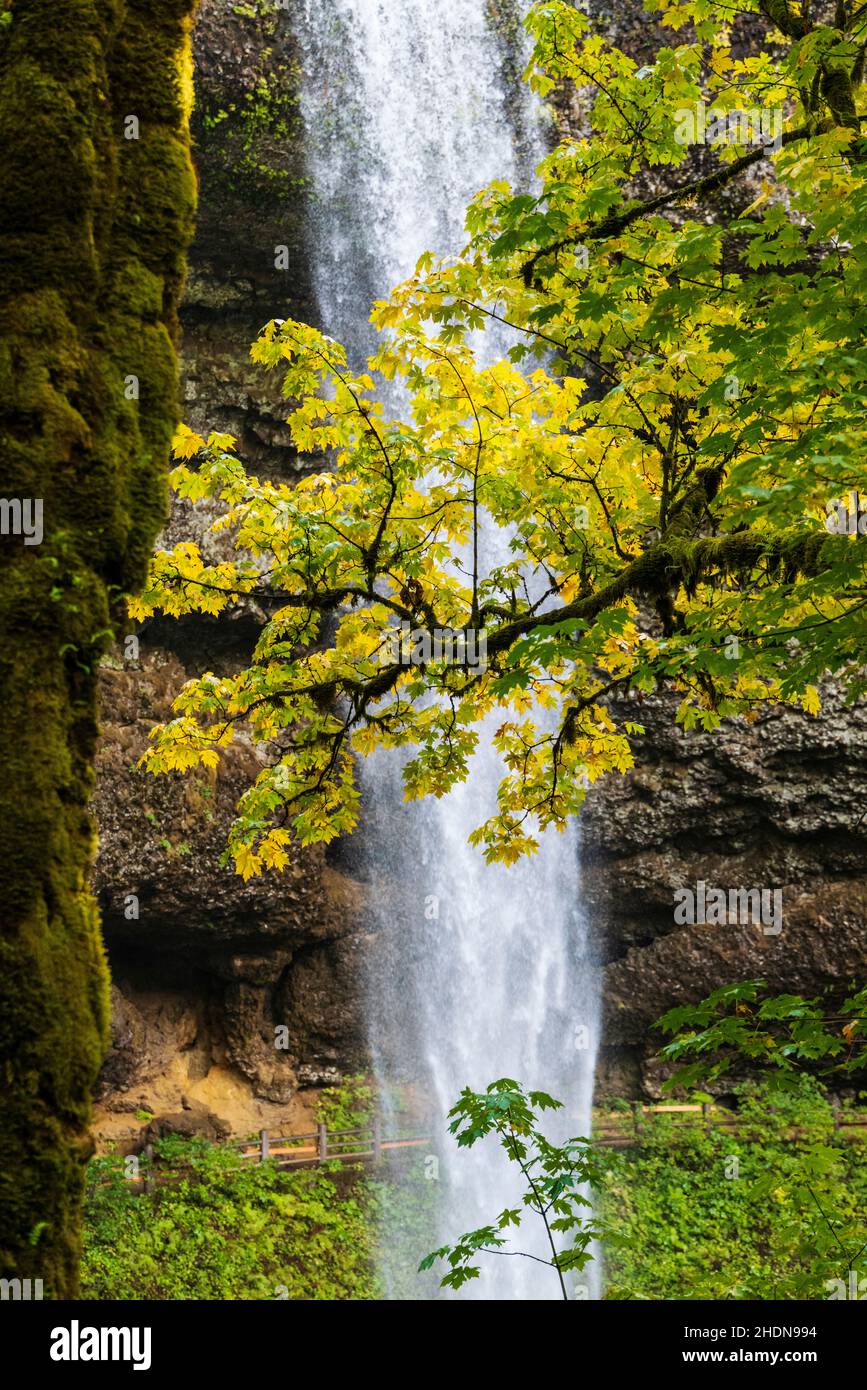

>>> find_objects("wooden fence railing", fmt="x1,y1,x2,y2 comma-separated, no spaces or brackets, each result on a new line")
593,1102,867,1148
231,1119,416,1168
116,1103,867,1190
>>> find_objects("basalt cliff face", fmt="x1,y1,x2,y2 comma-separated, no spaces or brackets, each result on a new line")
92,622,367,1148
93,1,866,1144
585,689,867,1095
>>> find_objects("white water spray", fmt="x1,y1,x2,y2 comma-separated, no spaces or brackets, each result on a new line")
294,0,599,1300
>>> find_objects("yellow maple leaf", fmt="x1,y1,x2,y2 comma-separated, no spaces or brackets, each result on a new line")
235,845,262,881
259,842,289,871
172,423,206,460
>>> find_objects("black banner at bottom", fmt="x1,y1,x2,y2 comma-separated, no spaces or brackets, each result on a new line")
1,1296,861,1377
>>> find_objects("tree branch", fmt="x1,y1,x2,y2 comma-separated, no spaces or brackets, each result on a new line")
523,124,820,285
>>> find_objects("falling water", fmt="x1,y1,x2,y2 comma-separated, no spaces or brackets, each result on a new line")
293,0,599,1299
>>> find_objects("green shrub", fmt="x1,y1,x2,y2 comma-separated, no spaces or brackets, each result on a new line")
82,1139,378,1301
598,1078,867,1300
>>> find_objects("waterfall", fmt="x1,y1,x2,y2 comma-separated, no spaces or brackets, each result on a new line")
293,0,599,1299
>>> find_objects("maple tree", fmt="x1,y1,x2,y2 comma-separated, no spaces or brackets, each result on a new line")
134,0,867,877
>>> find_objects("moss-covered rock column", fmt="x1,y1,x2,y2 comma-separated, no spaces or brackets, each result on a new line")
0,0,196,1296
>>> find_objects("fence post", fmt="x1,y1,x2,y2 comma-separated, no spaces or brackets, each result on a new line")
318,1123,327,1163
701,1102,710,1133
260,1129,269,1162
143,1142,154,1194
373,1116,382,1163
632,1102,643,1139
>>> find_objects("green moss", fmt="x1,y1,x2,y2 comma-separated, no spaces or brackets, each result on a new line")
0,0,196,1296
193,36,306,202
